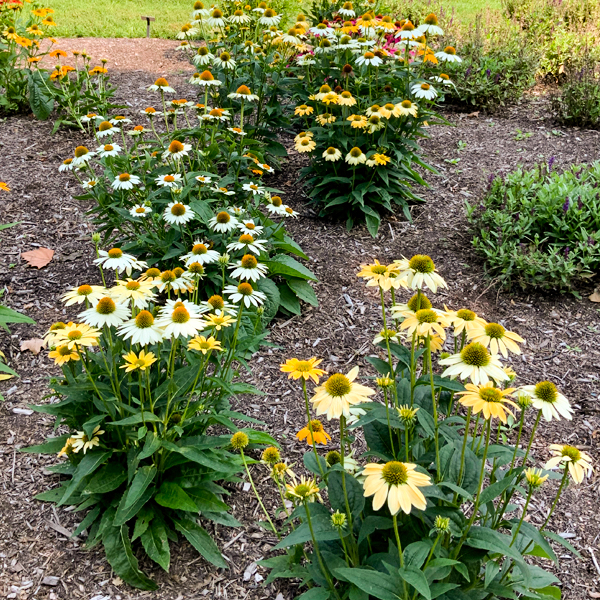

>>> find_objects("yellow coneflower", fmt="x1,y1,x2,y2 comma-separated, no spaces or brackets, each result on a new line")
280,357,325,384
363,461,431,514
457,382,518,423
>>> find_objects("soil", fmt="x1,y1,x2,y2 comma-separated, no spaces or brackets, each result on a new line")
1,39,599,600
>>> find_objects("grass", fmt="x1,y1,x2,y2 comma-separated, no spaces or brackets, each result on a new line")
49,0,501,39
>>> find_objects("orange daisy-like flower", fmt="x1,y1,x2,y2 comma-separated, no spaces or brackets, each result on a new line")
280,357,325,384
296,419,331,445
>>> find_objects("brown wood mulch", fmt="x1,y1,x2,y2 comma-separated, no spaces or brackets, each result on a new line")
1,38,599,600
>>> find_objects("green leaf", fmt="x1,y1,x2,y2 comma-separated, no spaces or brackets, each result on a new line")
124,465,157,509
536,586,561,600
358,516,393,544
108,413,162,426
59,451,112,506
173,517,227,569
274,508,339,549
333,568,400,600
466,526,523,561
404,541,433,569
415,375,465,393
278,283,301,314
511,520,557,565
103,525,157,590
298,588,331,600
113,486,154,526
139,431,161,460
543,530,581,558
287,278,319,306
72,505,102,538
22,434,70,454
328,471,364,517
28,70,54,120
141,516,171,571
478,475,516,506
257,277,280,323
84,462,127,495
35,485,68,503
0,305,35,326
185,487,230,512
399,566,431,600
365,211,381,238
265,254,317,281
155,482,199,512
132,506,155,542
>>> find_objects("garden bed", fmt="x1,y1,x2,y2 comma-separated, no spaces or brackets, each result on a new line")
1,41,599,600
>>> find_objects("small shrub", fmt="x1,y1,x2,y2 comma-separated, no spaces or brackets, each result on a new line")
25,256,277,589
551,66,600,128
259,256,587,599
467,161,600,291
502,0,600,80
438,16,537,110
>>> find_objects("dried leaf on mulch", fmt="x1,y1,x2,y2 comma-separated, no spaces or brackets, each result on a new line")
20,338,45,354
21,247,54,268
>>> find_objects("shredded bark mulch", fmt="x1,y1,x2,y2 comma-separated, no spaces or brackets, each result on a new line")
1,39,599,600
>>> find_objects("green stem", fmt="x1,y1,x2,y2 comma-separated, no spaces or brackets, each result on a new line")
393,514,409,600
240,448,279,538
453,407,472,504
304,501,341,599
509,488,533,547
302,378,326,479
426,335,441,480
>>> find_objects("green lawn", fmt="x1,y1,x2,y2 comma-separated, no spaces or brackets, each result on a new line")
49,0,501,38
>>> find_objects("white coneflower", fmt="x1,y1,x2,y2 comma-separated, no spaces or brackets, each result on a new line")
435,46,462,62
238,220,264,235
213,51,237,70
355,51,383,67
155,173,183,188
242,181,265,195
94,248,148,276
81,113,104,123
129,205,152,218
346,147,366,165
59,159,74,172
227,234,268,255
224,282,267,308
195,175,213,184
155,302,204,339
162,140,192,160
96,143,121,158
118,310,164,345
148,77,176,93
193,46,214,66
72,146,96,167
338,2,355,17
228,84,259,102
82,179,98,190
211,185,235,196
207,8,226,27
189,70,222,87
209,211,238,233
229,9,251,24
96,121,119,138
111,173,141,191
259,7,281,26
411,82,437,100
177,23,199,38
163,202,195,226
80,296,131,328
181,241,220,266
110,116,132,126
